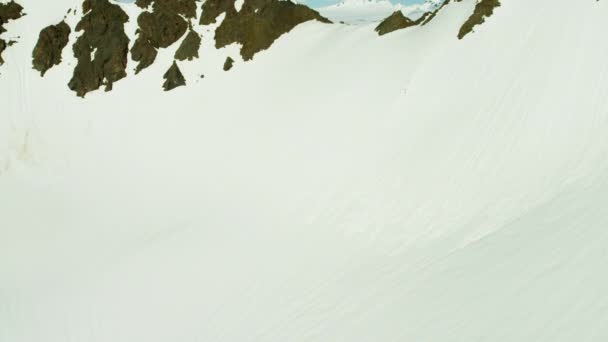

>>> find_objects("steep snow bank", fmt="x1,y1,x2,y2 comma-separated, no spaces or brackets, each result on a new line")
2,0,608,341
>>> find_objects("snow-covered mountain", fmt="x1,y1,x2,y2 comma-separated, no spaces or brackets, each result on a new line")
2,0,608,341
319,0,444,24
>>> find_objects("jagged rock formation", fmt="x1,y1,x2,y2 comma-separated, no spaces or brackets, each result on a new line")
458,0,500,39
223,56,234,71
24,0,333,96
163,61,186,91
375,10,426,36
421,0,451,26
0,0,24,65
132,0,198,73
200,0,235,25
175,28,202,61
375,0,500,38
19,0,503,97
210,0,331,60
68,0,130,97
32,21,71,76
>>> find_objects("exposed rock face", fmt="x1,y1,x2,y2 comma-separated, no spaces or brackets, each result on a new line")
458,0,500,39
163,61,186,91
175,29,202,61
0,0,22,35
134,0,153,8
136,0,197,17
421,0,451,26
132,0,198,73
212,0,331,60
0,40,5,64
375,11,415,36
0,0,24,65
199,0,236,25
375,11,427,36
68,0,130,97
1,0,333,96
223,56,234,71
32,21,71,76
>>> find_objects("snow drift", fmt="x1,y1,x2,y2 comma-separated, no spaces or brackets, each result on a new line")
2,0,608,341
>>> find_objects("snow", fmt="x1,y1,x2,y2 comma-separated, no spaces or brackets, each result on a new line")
2,0,608,341
318,0,444,25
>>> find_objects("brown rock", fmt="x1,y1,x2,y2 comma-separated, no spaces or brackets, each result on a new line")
175,29,202,61
68,0,130,97
0,1,24,65
163,60,186,91
32,21,71,76
214,0,331,61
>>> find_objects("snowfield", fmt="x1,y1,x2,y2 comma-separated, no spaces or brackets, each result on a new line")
318,0,444,24
2,0,608,341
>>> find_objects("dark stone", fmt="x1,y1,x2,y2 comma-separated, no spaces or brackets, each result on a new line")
0,1,24,65
131,0,198,73
130,35,157,74
137,9,188,48
137,0,198,18
421,0,451,26
375,11,426,36
32,21,71,76
68,0,130,97
0,41,5,64
458,0,500,39
200,0,236,25
134,0,153,8
0,0,23,29
163,60,186,91
175,29,202,61
213,0,331,61
223,56,234,71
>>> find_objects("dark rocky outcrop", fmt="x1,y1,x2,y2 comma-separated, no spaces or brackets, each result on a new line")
212,0,330,61
131,0,198,73
223,56,234,71
135,0,197,17
68,0,130,97
421,0,451,26
0,40,5,64
134,0,153,8
458,0,500,39
4,0,334,95
376,12,414,36
163,60,186,91
0,0,22,35
199,0,236,25
375,11,427,36
0,0,24,65
32,21,71,76
175,28,202,61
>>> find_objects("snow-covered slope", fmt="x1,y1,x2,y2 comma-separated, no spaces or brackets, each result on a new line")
2,0,608,341
319,0,443,24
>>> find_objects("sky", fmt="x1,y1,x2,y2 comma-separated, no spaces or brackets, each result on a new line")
115,0,428,9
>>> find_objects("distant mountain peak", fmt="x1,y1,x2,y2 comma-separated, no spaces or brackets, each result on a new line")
319,0,446,24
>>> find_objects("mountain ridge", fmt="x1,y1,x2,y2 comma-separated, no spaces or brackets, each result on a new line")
0,0,502,96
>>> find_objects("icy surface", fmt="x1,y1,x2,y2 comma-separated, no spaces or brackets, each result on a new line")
2,0,608,341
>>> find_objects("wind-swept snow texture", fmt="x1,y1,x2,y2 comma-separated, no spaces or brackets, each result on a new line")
2,0,608,341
